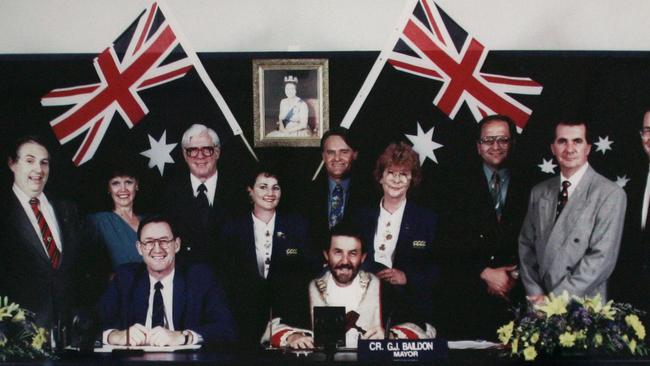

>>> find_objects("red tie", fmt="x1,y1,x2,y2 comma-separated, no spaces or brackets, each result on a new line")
29,198,61,269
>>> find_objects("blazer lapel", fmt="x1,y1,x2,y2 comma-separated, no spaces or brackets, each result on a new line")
394,202,416,266
48,197,67,267
243,215,261,278
132,271,150,326
364,207,380,262
172,269,186,330
269,214,286,279
10,195,51,266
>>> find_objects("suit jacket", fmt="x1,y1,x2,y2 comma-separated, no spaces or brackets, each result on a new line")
0,190,83,328
218,212,318,348
519,165,626,300
162,171,229,267
437,163,529,339
355,201,438,325
99,263,236,344
303,172,377,254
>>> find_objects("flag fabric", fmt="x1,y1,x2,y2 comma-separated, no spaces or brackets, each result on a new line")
387,0,542,130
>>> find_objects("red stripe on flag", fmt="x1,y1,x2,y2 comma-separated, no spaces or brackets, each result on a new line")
392,326,419,340
388,59,443,80
482,74,541,87
72,117,104,166
133,2,158,56
420,0,445,46
43,85,100,99
139,64,192,89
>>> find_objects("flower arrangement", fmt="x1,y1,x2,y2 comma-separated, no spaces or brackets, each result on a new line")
0,296,52,361
497,292,647,361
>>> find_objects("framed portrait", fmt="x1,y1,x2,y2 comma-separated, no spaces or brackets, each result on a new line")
252,58,329,147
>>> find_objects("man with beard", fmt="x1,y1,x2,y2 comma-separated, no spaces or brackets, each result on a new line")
262,223,434,349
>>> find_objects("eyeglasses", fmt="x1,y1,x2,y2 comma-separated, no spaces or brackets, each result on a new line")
139,238,175,251
478,136,511,146
640,128,650,137
185,146,217,158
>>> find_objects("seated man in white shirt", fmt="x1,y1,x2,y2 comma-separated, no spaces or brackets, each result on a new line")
99,215,236,346
262,222,435,349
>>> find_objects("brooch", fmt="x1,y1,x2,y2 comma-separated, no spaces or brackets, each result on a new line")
286,248,298,256
412,240,427,249
276,231,286,239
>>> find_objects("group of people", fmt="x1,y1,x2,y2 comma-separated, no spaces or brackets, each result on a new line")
0,110,647,350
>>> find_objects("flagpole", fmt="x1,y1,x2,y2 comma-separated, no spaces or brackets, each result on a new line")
155,0,258,162
311,0,417,179
339,0,417,129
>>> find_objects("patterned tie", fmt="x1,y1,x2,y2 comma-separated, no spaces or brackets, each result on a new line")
29,198,61,269
555,180,571,221
152,281,166,328
196,183,210,225
329,184,344,228
490,171,502,221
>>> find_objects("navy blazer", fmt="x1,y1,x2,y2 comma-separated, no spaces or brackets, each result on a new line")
0,191,83,328
99,263,236,344
218,211,317,348
355,201,438,325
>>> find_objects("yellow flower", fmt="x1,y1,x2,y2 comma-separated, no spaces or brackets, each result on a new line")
530,333,540,344
0,332,7,347
511,338,519,354
625,314,646,340
559,332,576,347
575,330,587,341
31,327,47,350
577,293,603,313
523,346,538,361
12,309,25,322
593,333,603,347
497,321,514,344
535,291,569,318
600,300,616,320
628,338,637,354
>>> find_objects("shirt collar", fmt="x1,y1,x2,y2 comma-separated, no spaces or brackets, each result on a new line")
560,162,589,188
251,212,276,230
12,183,48,205
190,171,218,202
482,163,510,182
379,198,407,220
149,268,175,290
328,177,351,194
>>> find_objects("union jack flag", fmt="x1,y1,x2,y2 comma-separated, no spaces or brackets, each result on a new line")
388,0,542,130
41,2,192,166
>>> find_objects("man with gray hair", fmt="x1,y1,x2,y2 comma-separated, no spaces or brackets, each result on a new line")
163,124,228,266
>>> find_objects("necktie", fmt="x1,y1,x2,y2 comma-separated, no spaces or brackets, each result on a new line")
555,180,571,221
490,171,502,221
29,198,61,269
329,184,344,228
152,281,166,328
196,183,210,225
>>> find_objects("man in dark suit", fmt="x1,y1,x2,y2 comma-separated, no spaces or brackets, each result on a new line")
304,128,373,252
613,109,650,310
100,215,236,346
0,135,83,329
163,124,228,266
439,115,528,340
519,121,626,304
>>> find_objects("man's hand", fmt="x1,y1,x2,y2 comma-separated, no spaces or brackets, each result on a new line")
286,333,314,349
148,327,185,347
361,326,385,340
377,268,407,285
527,294,545,305
107,323,148,346
480,265,517,298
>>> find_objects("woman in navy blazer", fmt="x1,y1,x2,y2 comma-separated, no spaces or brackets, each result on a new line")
218,165,317,349
355,142,438,327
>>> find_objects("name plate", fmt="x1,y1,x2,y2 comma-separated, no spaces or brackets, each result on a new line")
357,339,448,362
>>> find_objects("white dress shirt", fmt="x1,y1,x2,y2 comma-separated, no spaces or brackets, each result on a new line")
252,213,276,279
145,271,176,329
189,171,218,206
13,184,63,253
373,199,406,269
642,165,650,230
560,162,589,198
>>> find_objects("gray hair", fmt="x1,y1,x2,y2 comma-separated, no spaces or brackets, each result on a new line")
181,124,220,148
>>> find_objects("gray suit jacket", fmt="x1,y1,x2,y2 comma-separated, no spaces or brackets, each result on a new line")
518,165,626,300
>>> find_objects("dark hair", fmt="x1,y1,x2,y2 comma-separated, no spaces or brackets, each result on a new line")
326,221,365,253
320,127,358,152
107,164,139,182
8,135,50,163
476,114,517,141
137,214,176,240
246,163,282,190
373,142,422,188
553,120,591,143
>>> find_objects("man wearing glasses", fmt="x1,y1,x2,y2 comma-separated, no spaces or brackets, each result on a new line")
163,124,228,266
439,115,528,340
100,215,236,346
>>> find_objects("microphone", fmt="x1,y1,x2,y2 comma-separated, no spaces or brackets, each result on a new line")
384,311,394,340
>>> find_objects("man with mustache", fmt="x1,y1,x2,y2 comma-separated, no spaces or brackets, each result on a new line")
262,222,434,349
519,120,626,303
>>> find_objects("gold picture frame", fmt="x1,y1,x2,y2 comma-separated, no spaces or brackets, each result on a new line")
252,58,329,147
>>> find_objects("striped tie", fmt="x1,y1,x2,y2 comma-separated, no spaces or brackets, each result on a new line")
29,198,61,269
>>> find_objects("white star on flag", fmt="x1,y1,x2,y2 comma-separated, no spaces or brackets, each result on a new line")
615,175,630,188
594,136,614,154
404,122,443,165
140,130,177,176
538,158,557,174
